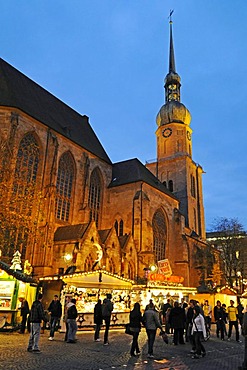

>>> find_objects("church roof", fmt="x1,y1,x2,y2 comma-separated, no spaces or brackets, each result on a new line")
54,223,89,242
0,58,111,164
109,158,178,200
98,229,111,244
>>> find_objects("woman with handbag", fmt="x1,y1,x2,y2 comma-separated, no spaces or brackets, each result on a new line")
129,302,143,356
192,305,207,359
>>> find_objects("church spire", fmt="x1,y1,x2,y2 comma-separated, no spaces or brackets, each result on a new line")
169,10,176,73
165,11,181,103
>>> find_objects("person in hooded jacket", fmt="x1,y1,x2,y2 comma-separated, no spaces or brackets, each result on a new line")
169,301,186,345
129,302,143,356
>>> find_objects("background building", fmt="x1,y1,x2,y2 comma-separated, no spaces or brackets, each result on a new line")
0,21,209,288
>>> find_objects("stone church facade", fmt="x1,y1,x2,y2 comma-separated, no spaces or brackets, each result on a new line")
0,21,208,288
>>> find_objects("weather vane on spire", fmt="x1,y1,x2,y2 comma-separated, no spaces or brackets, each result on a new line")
168,9,174,23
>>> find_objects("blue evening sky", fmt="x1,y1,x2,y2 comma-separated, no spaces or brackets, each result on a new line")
1,1,247,231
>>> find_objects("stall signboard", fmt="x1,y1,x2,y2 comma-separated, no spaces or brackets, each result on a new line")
158,259,172,276
0,280,15,309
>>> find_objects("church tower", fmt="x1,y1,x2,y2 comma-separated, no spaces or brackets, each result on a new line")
146,15,205,238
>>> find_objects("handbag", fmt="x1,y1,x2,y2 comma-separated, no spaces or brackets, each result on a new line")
159,330,169,344
125,323,133,335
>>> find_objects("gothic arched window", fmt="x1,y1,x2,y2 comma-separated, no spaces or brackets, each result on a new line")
119,220,124,236
56,152,75,221
114,220,118,235
88,168,102,227
11,133,40,258
13,133,40,195
168,180,173,192
152,209,167,262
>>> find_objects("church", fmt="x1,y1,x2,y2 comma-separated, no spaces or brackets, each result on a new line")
0,19,208,288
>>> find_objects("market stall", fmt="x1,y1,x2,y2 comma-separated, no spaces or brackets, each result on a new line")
40,270,134,330
0,260,37,331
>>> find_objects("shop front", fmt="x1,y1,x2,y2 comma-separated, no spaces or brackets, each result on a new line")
0,261,37,331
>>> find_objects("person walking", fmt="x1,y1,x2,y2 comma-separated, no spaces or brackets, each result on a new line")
222,303,228,336
19,297,30,334
143,301,163,359
102,294,113,345
129,302,143,356
203,300,212,331
228,299,241,342
94,299,103,341
48,294,62,341
214,300,225,340
191,305,207,359
238,306,247,370
162,299,172,326
27,293,46,353
169,301,185,345
66,298,78,343
237,297,244,329
186,299,196,353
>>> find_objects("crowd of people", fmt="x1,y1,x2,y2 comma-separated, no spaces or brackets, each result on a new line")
19,292,247,367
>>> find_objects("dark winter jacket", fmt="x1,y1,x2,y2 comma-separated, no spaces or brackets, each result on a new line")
20,300,30,317
214,306,224,321
67,303,78,320
94,302,103,325
48,300,62,318
169,306,186,329
29,300,46,323
129,309,143,329
242,312,247,336
186,306,194,324
102,299,113,318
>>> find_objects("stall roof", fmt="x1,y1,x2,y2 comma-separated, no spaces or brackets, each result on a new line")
40,270,134,290
0,260,37,284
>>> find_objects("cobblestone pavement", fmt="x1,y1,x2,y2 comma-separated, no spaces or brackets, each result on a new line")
0,327,244,370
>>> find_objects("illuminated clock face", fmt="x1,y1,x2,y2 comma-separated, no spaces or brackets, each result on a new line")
187,131,191,141
168,84,176,90
162,128,172,138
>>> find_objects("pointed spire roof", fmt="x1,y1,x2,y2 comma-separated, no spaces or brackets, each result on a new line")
169,14,176,73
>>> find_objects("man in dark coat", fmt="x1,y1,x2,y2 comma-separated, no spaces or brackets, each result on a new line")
19,297,29,334
102,294,113,345
27,293,46,353
94,299,103,341
169,301,186,345
48,294,62,340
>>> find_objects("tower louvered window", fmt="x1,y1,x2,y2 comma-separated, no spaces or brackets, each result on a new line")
56,152,74,221
152,210,167,262
88,168,102,227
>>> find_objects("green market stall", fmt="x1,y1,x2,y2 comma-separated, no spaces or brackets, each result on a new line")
0,260,37,330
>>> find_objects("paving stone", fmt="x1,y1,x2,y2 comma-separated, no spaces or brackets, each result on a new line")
0,328,244,369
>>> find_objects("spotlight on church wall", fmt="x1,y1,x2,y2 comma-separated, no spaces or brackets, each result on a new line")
64,253,73,263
